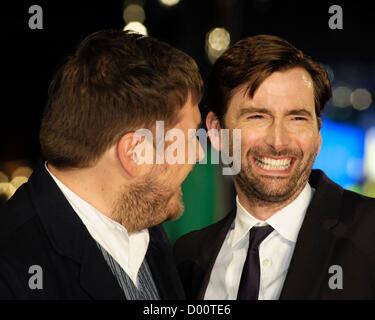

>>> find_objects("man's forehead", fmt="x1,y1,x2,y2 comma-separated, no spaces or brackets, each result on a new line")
301,73,313,89
234,67,313,94
255,69,314,93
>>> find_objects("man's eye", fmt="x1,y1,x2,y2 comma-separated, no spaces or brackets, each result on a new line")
292,116,308,121
247,114,264,119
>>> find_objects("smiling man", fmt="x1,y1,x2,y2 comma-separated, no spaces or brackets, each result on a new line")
174,35,375,300
0,30,203,299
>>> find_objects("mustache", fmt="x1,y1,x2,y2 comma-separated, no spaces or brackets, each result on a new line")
246,146,303,158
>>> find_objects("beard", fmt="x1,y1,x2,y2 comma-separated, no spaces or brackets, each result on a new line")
234,145,318,206
111,168,184,233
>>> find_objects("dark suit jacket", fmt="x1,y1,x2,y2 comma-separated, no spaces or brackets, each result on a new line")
0,164,185,300
174,169,375,299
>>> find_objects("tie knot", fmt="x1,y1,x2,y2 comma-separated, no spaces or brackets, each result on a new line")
249,225,274,250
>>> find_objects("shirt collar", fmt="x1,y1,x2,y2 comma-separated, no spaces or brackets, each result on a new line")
44,162,149,286
232,183,314,247
45,162,128,232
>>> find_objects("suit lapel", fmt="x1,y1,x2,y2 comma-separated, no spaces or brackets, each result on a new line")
78,232,125,299
197,210,235,299
280,170,343,299
29,164,125,299
146,226,185,299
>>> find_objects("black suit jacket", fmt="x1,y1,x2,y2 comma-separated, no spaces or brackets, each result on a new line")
174,170,375,299
0,164,185,300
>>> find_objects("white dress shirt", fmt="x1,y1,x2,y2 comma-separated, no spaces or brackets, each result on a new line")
45,163,149,287
204,183,314,300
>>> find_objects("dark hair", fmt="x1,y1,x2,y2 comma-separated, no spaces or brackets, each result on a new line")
207,34,331,127
40,29,203,168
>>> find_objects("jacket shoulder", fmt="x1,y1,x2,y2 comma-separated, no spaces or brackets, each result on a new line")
0,183,38,240
341,188,375,219
332,189,375,266
0,182,50,270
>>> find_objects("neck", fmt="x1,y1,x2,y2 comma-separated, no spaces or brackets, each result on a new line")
47,162,117,221
236,183,306,221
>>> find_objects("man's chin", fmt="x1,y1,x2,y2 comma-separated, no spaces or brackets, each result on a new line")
166,191,184,221
166,209,183,222
236,169,293,203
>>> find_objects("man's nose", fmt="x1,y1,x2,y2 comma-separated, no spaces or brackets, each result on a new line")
264,120,290,151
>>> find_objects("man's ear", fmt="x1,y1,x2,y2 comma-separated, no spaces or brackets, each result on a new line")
206,111,223,151
117,132,140,178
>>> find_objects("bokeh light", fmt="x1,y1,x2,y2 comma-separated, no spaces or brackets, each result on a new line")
206,28,231,64
332,86,352,108
350,88,372,111
159,0,180,7
123,4,145,23
123,21,148,35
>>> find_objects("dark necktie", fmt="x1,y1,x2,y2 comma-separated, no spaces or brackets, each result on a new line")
237,225,274,300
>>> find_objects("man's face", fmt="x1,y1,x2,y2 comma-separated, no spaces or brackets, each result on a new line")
224,67,322,204
113,96,203,232
154,97,203,221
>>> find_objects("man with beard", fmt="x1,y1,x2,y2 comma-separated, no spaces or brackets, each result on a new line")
174,35,375,300
0,30,203,299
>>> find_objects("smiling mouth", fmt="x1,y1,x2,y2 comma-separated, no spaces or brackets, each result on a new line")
254,156,294,172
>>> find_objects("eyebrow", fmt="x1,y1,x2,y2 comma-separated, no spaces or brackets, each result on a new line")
238,107,271,117
238,106,313,118
286,109,313,117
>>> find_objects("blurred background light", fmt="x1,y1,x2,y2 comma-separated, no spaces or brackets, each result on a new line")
123,21,148,35
0,182,16,201
159,0,180,7
0,171,8,183
0,162,34,202
123,4,145,23
350,88,372,111
364,127,375,182
314,118,365,188
332,86,352,108
10,176,28,189
11,166,33,180
208,27,231,51
206,27,231,64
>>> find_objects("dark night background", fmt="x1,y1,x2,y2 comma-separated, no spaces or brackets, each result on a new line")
2,0,375,162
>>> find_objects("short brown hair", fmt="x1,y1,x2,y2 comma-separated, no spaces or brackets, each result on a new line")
40,30,203,168
207,34,331,127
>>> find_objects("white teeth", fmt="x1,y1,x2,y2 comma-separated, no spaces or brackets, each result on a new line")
255,157,291,170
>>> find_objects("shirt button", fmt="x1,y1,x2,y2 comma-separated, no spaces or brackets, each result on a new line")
262,258,272,267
